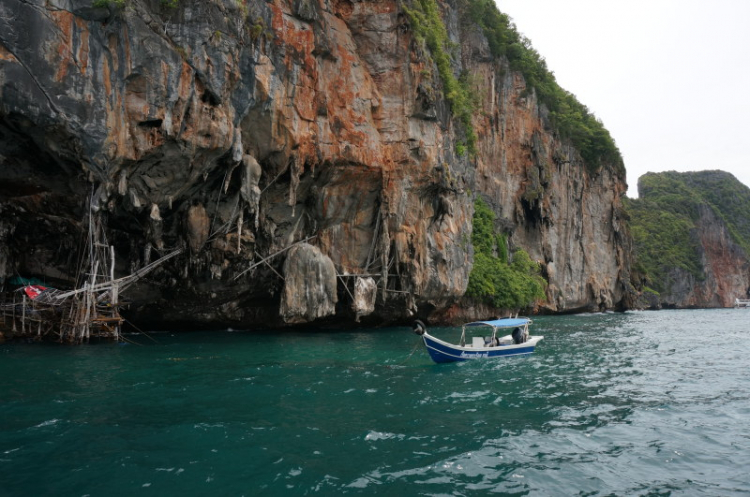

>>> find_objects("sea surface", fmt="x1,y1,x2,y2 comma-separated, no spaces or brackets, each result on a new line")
1,309,749,496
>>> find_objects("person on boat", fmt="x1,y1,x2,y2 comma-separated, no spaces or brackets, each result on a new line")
512,327,527,344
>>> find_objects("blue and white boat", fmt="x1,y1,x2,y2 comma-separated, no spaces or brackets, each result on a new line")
412,318,542,363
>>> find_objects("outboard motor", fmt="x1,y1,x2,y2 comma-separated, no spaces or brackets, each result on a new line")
512,327,526,344
413,320,427,336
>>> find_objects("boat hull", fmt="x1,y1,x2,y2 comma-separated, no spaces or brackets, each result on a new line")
422,333,542,363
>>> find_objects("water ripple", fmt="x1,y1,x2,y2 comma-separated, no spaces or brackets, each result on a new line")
2,310,750,495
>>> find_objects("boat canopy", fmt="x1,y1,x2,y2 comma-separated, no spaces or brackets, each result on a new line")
465,318,531,328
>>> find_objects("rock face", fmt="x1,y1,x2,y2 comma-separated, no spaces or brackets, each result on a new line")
280,243,337,323
0,0,632,328
629,171,750,308
660,204,750,308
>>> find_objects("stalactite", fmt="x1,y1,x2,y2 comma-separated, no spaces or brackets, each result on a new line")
129,188,141,208
149,203,164,249
118,171,127,196
380,218,390,302
143,243,152,267
232,128,243,163
241,154,262,230
185,203,210,255
289,155,301,217
224,161,239,194
237,210,244,254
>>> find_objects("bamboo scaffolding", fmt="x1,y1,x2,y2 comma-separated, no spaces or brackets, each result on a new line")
52,248,183,300
233,235,316,280
0,209,182,342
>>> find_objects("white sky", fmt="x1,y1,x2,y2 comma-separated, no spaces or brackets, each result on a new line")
496,0,750,197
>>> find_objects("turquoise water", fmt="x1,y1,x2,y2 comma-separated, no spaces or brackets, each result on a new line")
2,309,750,496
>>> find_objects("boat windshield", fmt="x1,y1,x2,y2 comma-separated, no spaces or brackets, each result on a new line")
459,318,532,346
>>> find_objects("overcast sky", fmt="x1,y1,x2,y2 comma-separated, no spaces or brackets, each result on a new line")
496,0,750,197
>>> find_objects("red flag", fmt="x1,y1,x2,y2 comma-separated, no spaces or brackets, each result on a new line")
23,285,47,299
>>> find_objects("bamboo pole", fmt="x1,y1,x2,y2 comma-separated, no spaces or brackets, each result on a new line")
365,212,381,271
91,260,99,287
12,293,16,332
233,236,316,280
338,275,355,302
110,244,121,340
75,296,83,342
86,255,97,342
65,296,77,341
77,290,84,342
110,245,115,280
262,260,285,280
53,248,183,300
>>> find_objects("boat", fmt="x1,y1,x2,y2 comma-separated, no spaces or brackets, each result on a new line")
734,298,750,308
412,318,543,363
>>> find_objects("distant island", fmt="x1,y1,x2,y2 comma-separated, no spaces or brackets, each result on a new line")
627,170,750,309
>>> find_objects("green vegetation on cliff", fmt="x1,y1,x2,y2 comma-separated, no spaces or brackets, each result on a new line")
403,0,621,170
463,0,623,174
403,0,478,155
466,197,546,309
626,170,750,291
626,195,704,287
92,0,126,7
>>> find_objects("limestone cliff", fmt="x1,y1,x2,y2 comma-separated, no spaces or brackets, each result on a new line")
628,170,750,308
0,0,632,329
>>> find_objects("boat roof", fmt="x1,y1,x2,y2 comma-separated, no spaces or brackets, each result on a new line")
465,318,531,328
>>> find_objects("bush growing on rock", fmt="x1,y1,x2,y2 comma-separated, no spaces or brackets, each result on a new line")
466,198,546,310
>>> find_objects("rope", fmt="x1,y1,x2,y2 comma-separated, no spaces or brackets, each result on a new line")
388,338,423,368
123,319,160,344
118,333,143,346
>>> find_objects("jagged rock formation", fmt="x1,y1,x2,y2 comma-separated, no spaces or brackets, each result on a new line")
0,0,632,329
280,243,337,323
628,170,750,308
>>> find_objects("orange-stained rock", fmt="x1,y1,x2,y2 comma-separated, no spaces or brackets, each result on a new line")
0,0,634,328
186,204,210,255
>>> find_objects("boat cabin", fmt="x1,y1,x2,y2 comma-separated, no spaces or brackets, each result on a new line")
460,318,531,348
